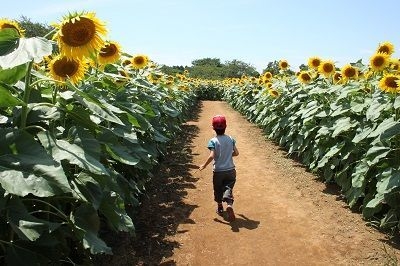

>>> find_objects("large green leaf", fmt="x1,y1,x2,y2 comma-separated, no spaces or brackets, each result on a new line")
380,121,400,141
37,131,108,175
0,128,71,197
376,168,400,194
71,204,112,254
0,83,24,107
7,197,61,241
104,144,140,165
0,63,27,84
332,117,357,138
369,117,398,139
71,172,104,209
0,37,52,69
0,28,19,56
100,193,134,232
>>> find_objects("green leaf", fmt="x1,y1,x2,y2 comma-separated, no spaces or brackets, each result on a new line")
72,172,104,209
71,204,112,254
369,117,398,139
0,28,19,56
332,117,357,138
8,197,61,241
0,128,71,197
100,193,134,232
105,144,140,165
5,244,49,266
316,142,345,169
0,63,27,84
380,122,400,141
0,83,24,107
376,168,400,194
0,37,52,69
363,193,384,218
37,131,108,175
394,96,400,109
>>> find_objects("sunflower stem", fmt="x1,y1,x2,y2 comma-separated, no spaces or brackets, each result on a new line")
20,60,34,129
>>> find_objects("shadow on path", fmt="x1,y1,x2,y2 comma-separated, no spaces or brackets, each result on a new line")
214,213,260,232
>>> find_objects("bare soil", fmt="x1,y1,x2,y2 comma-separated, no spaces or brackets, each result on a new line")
97,100,400,265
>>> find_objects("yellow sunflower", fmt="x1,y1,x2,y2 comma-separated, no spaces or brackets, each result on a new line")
48,54,87,84
307,57,321,70
341,64,358,81
376,41,395,55
332,72,342,84
389,58,400,71
131,54,149,69
98,41,121,65
53,12,107,59
379,74,400,94
268,89,280,98
298,71,312,84
263,71,273,79
279,60,289,70
318,60,335,77
369,52,390,72
0,18,24,36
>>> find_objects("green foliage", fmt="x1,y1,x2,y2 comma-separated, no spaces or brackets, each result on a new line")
17,16,54,38
161,57,260,80
0,33,197,264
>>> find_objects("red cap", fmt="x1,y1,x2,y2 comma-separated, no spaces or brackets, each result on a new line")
212,115,227,130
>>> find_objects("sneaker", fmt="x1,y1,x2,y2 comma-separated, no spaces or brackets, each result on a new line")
226,206,235,221
216,204,223,215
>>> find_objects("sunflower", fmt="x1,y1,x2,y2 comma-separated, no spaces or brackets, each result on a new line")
48,54,87,84
279,60,289,70
341,64,358,81
318,60,335,77
298,71,312,84
131,54,149,69
376,41,395,55
332,72,342,84
379,74,400,94
98,41,121,65
53,12,107,59
268,89,280,97
0,18,24,36
369,53,390,72
307,57,321,70
263,71,273,79
389,58,400,71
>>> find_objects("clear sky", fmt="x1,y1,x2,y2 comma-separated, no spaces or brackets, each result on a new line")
3,0,400,72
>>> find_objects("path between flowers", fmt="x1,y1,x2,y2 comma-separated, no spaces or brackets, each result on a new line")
112,100,400,265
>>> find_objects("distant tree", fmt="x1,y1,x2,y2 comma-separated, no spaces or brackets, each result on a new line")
262,61,280,75
17,16,54,38
192,58,222,67
298,64,308,71
160,65,185,76
223,59,259,78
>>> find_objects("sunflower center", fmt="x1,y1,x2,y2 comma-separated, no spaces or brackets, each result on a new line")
323,64,334,73
385,77,399,88
344,68,356,78
134,56,145,65
301,73,311,81
61,17,96,47
373,56,385,67
312,60,320,67
54,57,79,77
378,46,389,54
100,43,117,57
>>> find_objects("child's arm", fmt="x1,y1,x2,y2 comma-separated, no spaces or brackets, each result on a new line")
232,146,239,157
199,150,215,171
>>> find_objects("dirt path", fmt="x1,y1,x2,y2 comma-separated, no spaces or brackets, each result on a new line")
155,100,400,265
101,100,400,265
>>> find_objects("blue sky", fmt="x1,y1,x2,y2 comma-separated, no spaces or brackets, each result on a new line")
3,0,400,72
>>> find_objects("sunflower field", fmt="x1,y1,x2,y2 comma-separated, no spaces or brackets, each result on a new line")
0,13,196,264
221,48,400,233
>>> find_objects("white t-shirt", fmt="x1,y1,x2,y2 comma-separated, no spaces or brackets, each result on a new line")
207,135,236,172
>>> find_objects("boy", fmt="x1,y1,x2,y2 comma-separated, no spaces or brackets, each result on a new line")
199,115,239,221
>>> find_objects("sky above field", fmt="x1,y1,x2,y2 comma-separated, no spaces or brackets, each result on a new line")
3,0,400,72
